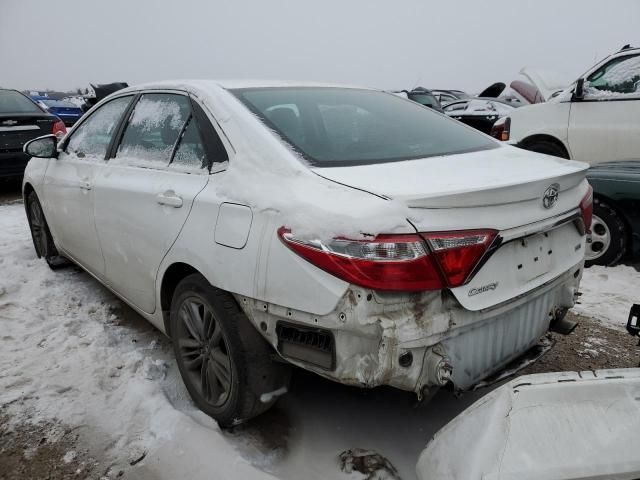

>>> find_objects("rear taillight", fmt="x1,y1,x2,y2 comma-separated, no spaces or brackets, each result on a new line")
422,230,497,287
52,118,67,138
278,227,497,292
490,116,510,141
580,184,593,233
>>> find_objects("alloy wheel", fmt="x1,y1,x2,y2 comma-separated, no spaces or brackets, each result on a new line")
177,297,232,407
585,214,611,261
28,198,48,257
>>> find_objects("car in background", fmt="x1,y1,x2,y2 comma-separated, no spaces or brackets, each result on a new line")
432,89,470,104
494,45,640,164
22,80,591,426
394,87,444,112
0,89,66,180
33,97,83,126
443,98,517,134
585,160,640,266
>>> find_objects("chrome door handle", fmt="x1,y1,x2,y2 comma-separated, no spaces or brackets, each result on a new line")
156,191,183,208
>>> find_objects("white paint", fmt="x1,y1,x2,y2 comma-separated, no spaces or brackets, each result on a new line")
508,48,640,166
417,369,640,480
215,203,253,249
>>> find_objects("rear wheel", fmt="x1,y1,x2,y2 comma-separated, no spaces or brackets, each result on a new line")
170,273,290,427
522,139,568,158
585,198,627,267
26,192,68,270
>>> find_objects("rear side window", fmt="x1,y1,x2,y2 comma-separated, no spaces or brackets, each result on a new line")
232,87,496,167
66,95,132,160
114,93,228,172
0,90,42,114
117,93,191,165
171,118,207,169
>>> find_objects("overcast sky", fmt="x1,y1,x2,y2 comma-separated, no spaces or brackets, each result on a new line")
1,0,638,93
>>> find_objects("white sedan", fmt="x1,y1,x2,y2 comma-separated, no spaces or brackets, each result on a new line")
22,80,592,426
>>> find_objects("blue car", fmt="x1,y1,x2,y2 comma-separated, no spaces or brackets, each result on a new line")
31,97,83,126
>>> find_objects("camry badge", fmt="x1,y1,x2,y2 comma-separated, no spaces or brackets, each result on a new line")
542,183,559,209
468,282,498,297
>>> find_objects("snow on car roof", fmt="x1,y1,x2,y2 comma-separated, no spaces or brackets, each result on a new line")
118,79,371,93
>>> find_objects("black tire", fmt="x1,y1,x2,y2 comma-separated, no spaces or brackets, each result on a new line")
25,192,68,270
523,139,568,158
170,273,290,427
585,198,627,267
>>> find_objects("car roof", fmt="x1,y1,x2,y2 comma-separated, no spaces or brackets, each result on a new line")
118,79,372,93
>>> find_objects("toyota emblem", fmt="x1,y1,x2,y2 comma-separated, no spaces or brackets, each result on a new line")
542,183,559,209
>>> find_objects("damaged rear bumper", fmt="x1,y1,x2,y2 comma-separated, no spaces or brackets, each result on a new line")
238,263,583,394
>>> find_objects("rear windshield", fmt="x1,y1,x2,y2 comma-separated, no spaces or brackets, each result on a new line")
231,87,496,167
0,90,42,114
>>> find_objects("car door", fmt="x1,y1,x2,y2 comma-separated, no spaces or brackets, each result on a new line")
93,91,227,314
42,95,134,277
569,53,640,164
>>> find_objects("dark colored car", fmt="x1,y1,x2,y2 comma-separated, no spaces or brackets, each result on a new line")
586,160,640,266
0,89,66,179
443,97,517,135
432,89,470,104
35,98,83,126
399,87,444,113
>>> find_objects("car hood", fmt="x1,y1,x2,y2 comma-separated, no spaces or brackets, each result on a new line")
417,368,640,480
312,145,588,208
587,160,640,179
519,67,570,101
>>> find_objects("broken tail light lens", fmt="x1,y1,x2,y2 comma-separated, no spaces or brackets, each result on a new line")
278,227,497,291
579,184,593,233
52,118,67,139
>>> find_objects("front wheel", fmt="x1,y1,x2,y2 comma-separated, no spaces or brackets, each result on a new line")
26,192,68,269
585,198,627,267
170,274,290,427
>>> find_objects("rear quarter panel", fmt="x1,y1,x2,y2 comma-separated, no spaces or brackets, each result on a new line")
157,177,350,318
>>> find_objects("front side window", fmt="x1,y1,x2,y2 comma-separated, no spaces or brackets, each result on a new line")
0,90,42,114
117,93,191,165
66,95,132,159
232,87,496,167
586,54,640,98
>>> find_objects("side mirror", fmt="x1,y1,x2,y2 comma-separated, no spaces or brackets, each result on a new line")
23,134,58,159
573,78,585,101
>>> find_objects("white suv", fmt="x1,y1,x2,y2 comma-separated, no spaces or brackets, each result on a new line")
495,46,640,164
22,81,591,426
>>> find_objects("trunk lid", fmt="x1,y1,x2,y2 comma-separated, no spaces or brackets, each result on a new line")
314,146,589,310
0,113,55,151
314,145,587,212
519,67,570,101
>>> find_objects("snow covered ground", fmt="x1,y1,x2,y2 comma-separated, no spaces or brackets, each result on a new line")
1,199,637,479
574,264,640,330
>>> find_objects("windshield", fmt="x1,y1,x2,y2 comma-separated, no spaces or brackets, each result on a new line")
231,87,497,167
0,90,42,114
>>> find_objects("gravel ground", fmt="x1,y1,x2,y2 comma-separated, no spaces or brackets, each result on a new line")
1,181,639,479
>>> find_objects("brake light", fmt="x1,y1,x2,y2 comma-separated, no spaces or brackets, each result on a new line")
278,227,497,292
52,119,67,138
422,230,497,287
579,184,593,233
490,116,510,141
